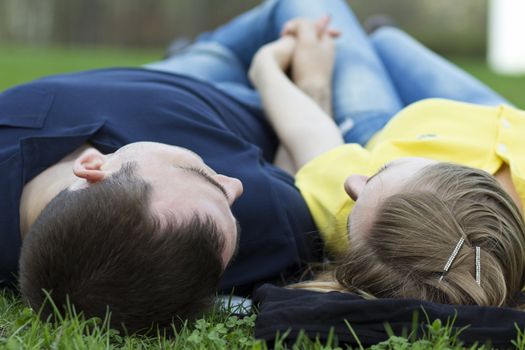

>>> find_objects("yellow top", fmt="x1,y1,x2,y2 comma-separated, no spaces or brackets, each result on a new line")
295,98,525,255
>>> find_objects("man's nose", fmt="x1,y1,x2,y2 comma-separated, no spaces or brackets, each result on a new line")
215,175,243,204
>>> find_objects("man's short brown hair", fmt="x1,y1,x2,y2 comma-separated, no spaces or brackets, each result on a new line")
19,163,226,333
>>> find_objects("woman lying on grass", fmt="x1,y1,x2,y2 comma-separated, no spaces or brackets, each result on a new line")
249,1,525,307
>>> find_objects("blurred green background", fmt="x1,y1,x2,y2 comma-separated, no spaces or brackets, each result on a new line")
1,0,524,107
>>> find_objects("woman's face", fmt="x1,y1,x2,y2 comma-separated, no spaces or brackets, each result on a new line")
344,157,438,243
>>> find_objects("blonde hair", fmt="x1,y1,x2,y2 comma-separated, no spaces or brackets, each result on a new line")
298,163,525,307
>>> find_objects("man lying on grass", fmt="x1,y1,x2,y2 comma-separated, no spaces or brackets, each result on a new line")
5,0,525,337
4,0,336,334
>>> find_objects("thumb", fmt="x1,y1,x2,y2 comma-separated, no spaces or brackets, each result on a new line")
271,35,296,55
269,36,297,69
281,20,299,36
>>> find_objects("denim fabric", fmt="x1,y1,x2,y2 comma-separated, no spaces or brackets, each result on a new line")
145,42,263,109
146,0,402,145
370,27,511,107
146,0,510,146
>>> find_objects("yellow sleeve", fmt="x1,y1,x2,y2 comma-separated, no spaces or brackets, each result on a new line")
295,144,371,255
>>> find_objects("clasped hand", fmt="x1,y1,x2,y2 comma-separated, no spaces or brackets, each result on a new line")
249,16,340,89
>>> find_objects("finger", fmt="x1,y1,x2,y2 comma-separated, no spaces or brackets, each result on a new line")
281,20,299,36
316,16,341,38
272,36,297,69
321,29,337,42
316,15,331,36
319,31,336,48
328,29,341,38
273,35,297,53
281,23,297,36
296,20,318,43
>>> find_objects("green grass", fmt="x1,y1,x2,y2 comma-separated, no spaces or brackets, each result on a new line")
1,45,524,110
2,290,513,350
449,55,525,109
0,44,161,92
2,45,525,349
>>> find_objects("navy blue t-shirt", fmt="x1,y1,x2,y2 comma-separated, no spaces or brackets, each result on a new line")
0,68,319,294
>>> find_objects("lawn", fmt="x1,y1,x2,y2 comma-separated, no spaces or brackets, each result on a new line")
2,289,516,350
1,45,525,349
449,55,525,108
0,44,161,92
1,44,525,109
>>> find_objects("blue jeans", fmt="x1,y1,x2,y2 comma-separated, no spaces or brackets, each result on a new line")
370,27,511,107
146,0,401,145
146,0,510,146
355,26,511,145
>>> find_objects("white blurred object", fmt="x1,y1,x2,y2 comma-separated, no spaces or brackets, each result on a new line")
217,295,252,314
488,0,525,75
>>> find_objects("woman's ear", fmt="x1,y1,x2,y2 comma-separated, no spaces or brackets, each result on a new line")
344,175,368,201
73,148,109,183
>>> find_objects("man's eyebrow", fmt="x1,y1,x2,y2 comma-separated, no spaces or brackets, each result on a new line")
180,166,230,200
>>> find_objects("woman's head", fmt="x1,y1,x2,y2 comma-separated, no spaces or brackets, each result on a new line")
345,158,439,243
337,160,525,307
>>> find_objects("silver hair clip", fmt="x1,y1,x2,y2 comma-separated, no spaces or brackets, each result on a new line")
475,246,481,286
439,237,465,282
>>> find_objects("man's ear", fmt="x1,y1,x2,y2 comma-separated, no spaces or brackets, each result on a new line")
73,148,109,183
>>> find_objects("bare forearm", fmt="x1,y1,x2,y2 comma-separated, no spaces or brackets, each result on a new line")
254,61,343,171
273,82,332,173
296,81,332,116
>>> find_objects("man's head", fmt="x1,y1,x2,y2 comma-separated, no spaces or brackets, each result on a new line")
19,142,243,333
70,142,243,264
337,159,525,307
